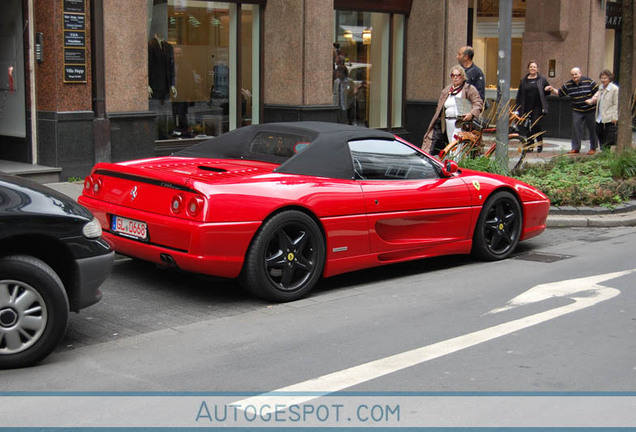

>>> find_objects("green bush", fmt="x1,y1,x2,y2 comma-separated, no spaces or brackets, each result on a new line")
458,156,509,176
607,148,636,179
462,149,636,207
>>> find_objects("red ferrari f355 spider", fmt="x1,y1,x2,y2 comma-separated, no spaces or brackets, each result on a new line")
79,122,550,301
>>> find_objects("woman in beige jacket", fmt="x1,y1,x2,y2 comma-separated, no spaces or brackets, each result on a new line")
586,69,619,149
422,65,483,155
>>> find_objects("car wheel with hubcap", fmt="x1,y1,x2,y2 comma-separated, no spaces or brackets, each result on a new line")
241,210,325,302
0,255,69,369
472,191,522,261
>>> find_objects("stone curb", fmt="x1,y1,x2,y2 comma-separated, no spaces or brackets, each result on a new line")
547,200,636,228
547,210,636,228
550,200,636,216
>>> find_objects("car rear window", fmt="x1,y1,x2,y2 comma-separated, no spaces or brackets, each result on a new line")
249,132,314,159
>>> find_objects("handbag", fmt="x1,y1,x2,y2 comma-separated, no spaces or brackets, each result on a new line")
430,117,448,155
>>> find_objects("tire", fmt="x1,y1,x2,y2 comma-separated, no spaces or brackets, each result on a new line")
0,255,69,369
240,211,325,302
471,191,523,261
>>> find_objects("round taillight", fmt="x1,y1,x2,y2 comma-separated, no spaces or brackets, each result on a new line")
93,177,103,193
83,177,92,192
171,194,184,214
187,196,203,217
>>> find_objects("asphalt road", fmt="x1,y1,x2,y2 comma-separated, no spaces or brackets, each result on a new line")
2,226,636,428
1,226,634,392
53,225,628,353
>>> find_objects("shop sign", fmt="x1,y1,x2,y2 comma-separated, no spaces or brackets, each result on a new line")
64,48,86,64
63,0,85,13
63,13,85,31
62,0,87,83
606,2,622,29
64,65,86,83
335,0,412,15
64,31,85,47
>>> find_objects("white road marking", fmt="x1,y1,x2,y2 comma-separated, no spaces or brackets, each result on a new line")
488,270,636,314
231,270,634,413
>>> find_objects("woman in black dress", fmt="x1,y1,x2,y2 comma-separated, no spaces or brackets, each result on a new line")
516,61,551,152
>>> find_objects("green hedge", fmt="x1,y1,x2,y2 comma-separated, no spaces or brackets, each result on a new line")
458,149,636,207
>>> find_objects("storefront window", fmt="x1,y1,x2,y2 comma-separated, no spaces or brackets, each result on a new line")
240,4,258,127
391,14,404,129
472,0,525,100
334,10,404,129
147,0,259,141
0,0,26,139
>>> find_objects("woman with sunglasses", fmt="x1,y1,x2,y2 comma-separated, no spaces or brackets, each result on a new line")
423,65,483,155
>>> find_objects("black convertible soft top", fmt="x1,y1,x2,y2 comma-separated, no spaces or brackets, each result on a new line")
175,121,396,179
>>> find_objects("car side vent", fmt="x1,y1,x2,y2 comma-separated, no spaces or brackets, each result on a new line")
198,166,227,173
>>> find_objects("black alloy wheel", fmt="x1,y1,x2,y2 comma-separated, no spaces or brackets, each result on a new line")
241,210,325,302
472,191,522,261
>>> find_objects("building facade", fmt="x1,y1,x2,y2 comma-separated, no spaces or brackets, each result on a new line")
0,0,634,180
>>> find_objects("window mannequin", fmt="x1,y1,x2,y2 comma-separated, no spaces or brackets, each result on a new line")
148,33,177,100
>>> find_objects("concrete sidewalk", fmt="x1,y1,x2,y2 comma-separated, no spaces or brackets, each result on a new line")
47,181,84,202
44,178,636,228
503,136,590,164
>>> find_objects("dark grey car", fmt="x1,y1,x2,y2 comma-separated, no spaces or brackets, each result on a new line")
0,174,114,368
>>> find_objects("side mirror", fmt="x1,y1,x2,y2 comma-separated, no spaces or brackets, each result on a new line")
441,160,459,177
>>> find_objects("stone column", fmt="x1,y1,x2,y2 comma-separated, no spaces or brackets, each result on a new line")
406,0,467,102
405,0,468,146
523,0,605,84
34,0,93,113
102,0,156,162
262,0,336,122
522,0,606,139
34,0,94,179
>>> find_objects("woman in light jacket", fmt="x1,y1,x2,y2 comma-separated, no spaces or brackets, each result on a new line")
422,65,483,155
587,69,619,150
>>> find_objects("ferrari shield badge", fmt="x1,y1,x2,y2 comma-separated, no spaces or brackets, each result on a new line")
472,180,481,191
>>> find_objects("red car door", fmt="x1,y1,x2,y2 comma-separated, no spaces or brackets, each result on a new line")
349,138,473,255
359,177,473,253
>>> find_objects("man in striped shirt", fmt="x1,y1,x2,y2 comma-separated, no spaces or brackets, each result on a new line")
547,67,600,154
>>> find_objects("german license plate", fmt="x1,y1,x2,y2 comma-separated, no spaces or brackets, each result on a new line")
111,215,148,240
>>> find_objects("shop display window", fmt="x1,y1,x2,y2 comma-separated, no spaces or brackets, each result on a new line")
147,0,258,141
472,0,526,100
334,10,404,129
